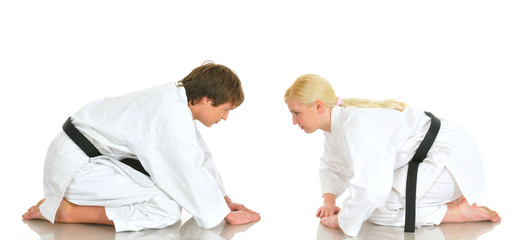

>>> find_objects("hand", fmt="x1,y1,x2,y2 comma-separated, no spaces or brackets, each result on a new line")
227,202,260,215
316,193,340,218
225,210,261,225
224,196,260,215
316,203,341,218
320,215,340,229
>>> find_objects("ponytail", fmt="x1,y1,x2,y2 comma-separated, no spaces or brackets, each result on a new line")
285,74,407,112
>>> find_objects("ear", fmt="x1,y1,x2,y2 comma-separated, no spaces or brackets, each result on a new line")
315,99,325,113
201,96,213,105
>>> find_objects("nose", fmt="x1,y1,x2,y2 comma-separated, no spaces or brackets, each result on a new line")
292,115,298,125
222,111,229,121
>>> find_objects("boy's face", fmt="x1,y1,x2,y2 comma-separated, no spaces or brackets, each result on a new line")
196,97,234,127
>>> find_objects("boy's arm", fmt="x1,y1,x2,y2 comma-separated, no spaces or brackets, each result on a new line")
133,115,230,229
195,127,228,196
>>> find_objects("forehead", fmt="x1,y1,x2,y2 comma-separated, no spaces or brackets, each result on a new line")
286,98,307,110
217,102,234,109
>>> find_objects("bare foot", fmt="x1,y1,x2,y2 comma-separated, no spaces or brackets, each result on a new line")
23,198,114,226
54,198,77,223
22,198,79,223
22,199,48,221
320,215,340,229
443,196,501,223
446,195,465,207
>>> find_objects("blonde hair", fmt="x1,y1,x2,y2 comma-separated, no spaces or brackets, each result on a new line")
284,74,408,111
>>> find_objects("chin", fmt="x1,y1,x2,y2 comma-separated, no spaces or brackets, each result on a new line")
304,128,317,134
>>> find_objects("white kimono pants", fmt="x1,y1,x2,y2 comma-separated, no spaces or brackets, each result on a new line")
369,168,461,227
64,158,181,232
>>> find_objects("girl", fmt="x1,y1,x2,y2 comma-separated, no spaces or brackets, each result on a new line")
284,74,500,237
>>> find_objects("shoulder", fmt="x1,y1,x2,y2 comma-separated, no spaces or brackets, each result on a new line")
345,107,413,125
332,107,379,129
77,82,194,128
332,107,412,135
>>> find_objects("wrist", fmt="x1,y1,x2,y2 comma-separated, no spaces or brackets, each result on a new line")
323,193,336,205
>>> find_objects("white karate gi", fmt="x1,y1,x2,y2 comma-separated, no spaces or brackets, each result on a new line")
321,106,485,237
39,83,231,231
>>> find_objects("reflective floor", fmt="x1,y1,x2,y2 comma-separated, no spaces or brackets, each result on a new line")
3,1,519,239
13,212,507,240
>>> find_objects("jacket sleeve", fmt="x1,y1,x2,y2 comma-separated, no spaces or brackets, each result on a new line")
336,111,396,237
72,85,230,229
134,110,230,229
195,126,228,197
320,135,351,197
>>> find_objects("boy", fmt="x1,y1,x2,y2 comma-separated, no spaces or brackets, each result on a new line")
23,61,260,231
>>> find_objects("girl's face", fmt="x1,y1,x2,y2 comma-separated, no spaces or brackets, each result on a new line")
286,97,321,134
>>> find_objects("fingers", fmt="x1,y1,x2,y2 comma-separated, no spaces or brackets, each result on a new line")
250,210,260,216
241,206,259,215
320,215,340,229
234,204,246,211
230,203,260,216
225,211,261,225
317,206,341,218
239,211,260,223
320,217,328,225
240,206,260,216
317,208,327,218
248,211,261,222
317,208,323,218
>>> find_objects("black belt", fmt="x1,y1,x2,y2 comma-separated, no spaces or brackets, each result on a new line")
62,117,150,177
404,112,441,233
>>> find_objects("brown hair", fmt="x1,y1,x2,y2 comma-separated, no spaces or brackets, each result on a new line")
178,61,244,107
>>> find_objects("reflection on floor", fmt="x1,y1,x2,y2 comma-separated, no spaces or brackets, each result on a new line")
23,217,256,240
318,221,500,240
23,217,500,240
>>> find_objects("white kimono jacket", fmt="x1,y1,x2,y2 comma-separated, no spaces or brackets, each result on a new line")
321,106,485,236
40,83,230,229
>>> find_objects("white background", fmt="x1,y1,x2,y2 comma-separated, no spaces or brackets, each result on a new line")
1,1,519,239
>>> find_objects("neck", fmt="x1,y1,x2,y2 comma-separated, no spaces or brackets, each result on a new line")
320,106,333,132
188,102,199,120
